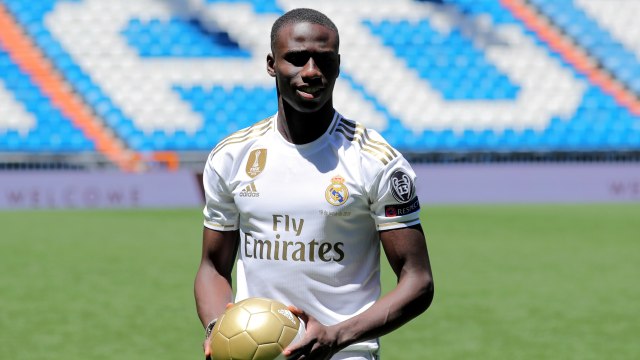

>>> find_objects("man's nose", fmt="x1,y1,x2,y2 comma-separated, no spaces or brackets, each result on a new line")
301,57,321,79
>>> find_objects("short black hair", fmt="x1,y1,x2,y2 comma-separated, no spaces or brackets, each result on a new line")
270,8,339,52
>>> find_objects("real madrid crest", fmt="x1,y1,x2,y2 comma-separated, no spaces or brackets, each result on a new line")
246,148,267,178
325,175,349,206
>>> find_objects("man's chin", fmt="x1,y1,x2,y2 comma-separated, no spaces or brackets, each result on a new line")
285,98,326,113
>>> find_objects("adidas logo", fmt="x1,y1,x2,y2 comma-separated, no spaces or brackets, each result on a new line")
239,182,260,197
277,309,297,325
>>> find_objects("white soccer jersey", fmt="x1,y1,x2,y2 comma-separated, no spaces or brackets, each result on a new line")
202,111,421,352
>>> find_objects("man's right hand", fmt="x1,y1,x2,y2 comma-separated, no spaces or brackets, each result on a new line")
202,302,234,359
203,335,212,360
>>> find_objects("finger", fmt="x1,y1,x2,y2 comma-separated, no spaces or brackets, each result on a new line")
287,305,308,323
283,331,310,358
204,338,212,358
225,302,234,309
284,343,307,359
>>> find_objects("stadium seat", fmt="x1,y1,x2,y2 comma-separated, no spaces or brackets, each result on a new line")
0,0,638,157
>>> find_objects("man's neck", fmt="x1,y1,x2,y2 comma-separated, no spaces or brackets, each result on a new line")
277,101,335,145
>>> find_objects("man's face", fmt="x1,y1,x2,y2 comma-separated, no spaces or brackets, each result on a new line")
267,22,340,113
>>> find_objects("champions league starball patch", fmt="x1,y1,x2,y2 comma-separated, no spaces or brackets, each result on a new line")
386,170,419,217
390,170,415,203
325,175,349,206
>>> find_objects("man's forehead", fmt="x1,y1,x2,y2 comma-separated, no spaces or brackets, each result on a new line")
276,22,338,47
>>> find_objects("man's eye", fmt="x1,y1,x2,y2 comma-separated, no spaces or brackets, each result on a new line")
313,54,335,67
286,53,310,66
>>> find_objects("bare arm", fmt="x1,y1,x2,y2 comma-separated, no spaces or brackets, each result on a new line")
335,223,434,345
194,227,239,329
285,224,434,358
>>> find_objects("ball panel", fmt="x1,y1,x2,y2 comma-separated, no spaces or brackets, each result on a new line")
209,332,231,360
252,343,283,360
270,306,300,330
278,325,299,348
218,306,252,337
246,312,282,344
229,332,258,359
238,297,272,313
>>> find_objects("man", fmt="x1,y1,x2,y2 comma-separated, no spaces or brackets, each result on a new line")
195,8,434,360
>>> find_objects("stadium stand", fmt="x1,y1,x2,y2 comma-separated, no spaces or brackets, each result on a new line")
0,0,639,171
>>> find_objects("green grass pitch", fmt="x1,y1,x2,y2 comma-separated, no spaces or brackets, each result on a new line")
1,204,639,359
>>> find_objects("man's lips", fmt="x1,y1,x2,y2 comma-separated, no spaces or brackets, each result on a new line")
296,86,323,99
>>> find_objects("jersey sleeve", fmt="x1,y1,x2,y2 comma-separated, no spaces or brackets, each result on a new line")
202,152,239,231
369,156,422,231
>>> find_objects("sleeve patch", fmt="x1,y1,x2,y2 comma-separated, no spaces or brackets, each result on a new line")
385,197,420,217
390,170,415,203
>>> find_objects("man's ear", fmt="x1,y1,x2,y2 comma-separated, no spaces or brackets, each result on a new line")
266,53,276,77
337,54,341,78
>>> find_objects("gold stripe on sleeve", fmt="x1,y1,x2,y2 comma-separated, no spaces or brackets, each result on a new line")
211,117,272,157
333,118,399,165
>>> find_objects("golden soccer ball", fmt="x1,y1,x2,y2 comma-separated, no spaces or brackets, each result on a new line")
209,297,304,360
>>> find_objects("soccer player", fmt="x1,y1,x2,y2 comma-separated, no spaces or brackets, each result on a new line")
195,8,434,360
